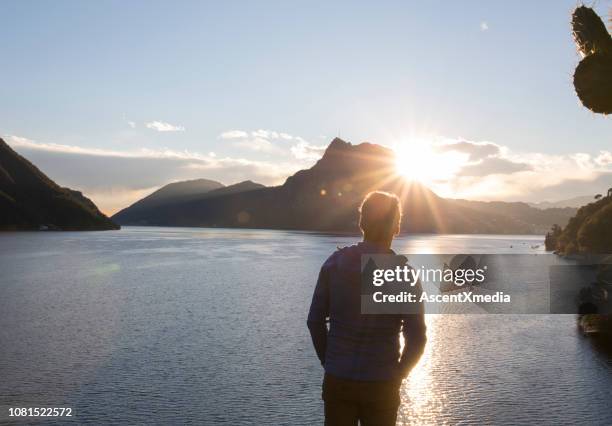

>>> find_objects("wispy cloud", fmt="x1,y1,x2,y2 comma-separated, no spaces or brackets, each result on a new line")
438,140,500,161
251,129,279,139
291,140,327,160
4,134,305,214
480,21,489,31
219,128,320,160
218,129,302,142
428,138,612,202
456,157,532,177
595,151,612,166
234,137,280,153
145,121,185,132
219,130,249,139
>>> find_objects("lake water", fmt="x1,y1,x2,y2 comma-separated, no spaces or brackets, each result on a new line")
1,227,612,425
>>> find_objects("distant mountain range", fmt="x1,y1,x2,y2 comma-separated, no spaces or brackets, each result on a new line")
529,195,596,209
113,179,265,224
112,138,576,234
0,137,118,231
132,178,225,209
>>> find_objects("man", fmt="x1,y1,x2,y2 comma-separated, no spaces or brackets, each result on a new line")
307,191,427,426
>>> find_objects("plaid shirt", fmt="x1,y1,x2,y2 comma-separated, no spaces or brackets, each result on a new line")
307,242,426,381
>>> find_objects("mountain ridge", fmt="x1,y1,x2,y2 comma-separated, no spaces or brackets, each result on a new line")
0,137,119,231
113,179,266,225
529,195,597,209
112,138,575,234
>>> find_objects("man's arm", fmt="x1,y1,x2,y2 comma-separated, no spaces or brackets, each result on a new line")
307,263,330,366
398,313,427,377
398,281,427,377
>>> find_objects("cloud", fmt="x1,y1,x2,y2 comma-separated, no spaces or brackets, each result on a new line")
145,121,185,132
249,129,302,140
457,157,532,177
220,128,304,142
434,139,530,178
437,141,612,202
291,141,327,160
219,130,248,139
437,140,500,161
6,135,139,158
396,136,612,203
251,129,279,139
4,129,324,214
220,128,319,159
480,21,489,31
234,137,279,153
518,172,612,201
4,135,304,215
595,150,612,166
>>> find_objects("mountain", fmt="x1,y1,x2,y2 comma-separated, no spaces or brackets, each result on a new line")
113,179,265,225
205,180,265,197
0,137,118,231
529,195,596,209
545,192,612,254
116,178,224,214
452,199,576,233
113,138,575,234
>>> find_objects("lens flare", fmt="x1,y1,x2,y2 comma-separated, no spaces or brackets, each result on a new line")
394,140,465,186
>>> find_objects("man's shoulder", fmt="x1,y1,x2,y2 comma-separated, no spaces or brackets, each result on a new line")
322,244,361,268
321,243,406,269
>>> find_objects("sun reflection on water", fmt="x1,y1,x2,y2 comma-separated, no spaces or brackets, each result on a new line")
397,315,446,425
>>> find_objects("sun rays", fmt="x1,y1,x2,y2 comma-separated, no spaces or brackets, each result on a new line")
393,139,465,186
311,137,477,234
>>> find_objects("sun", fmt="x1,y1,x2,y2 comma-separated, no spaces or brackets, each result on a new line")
393,140,464,186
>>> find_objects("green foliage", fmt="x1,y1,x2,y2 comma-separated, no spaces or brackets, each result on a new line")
544,223,562,251
549,195,612,254
571,6,612,114
577,202,612,253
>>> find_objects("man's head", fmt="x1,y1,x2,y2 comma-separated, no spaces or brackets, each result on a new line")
359,191,401,244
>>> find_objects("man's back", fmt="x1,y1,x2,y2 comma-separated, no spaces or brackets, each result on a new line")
307,242,425,381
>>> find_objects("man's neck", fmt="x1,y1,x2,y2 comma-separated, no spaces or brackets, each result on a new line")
363,237,392,250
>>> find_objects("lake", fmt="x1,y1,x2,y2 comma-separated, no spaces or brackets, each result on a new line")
1,227,612,424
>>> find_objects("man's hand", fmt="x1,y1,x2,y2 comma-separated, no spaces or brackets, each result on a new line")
398,334,427,379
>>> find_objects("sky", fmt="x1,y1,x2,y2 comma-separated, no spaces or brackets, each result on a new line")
1,0,611,214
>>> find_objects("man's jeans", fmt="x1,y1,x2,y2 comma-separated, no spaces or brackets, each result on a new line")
322,373,401,426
